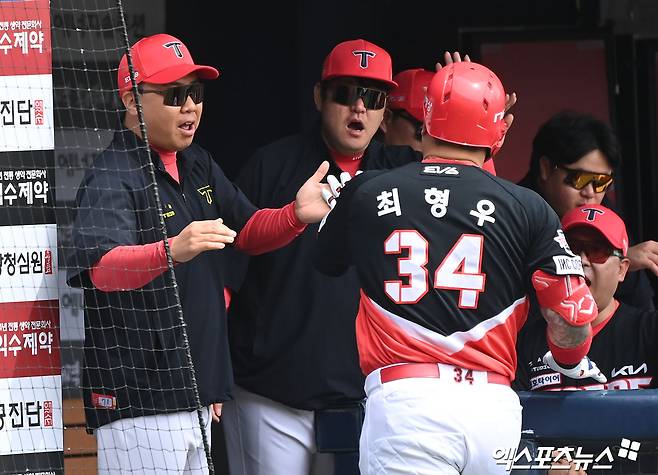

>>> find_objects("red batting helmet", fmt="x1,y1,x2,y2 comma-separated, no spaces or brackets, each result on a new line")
388,68,435,122
423,62,507,156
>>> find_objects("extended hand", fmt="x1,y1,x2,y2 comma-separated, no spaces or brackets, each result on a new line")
543,351,607,383
294,161,331,224
627,240,658,276
170,218,236,263
435,51,471,70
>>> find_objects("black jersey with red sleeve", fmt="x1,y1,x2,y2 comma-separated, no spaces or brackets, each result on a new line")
316,158,585,379
515,301,658,391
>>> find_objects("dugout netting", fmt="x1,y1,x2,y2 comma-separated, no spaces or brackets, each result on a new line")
0,0,213,473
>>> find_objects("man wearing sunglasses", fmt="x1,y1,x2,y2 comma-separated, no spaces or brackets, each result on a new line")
518,110,655,311
221,38,419,475
516,204,658,393
67,33,332,474
515,205,658,475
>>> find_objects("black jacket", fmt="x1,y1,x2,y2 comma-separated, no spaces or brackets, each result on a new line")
226,121,420,410
68,129,256,429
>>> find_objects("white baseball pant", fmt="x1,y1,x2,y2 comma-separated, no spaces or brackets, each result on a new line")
222,385,334,475
96,405,213,474
360,364,522,475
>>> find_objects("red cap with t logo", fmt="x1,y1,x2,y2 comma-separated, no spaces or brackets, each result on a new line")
321,39,397,89
561,204,629,255
117,33,219,93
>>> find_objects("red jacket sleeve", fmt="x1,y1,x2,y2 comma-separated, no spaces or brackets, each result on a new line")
234,201,307,255
90,239,173,292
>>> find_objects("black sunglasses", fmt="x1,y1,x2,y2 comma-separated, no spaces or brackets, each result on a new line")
566,236,624,264
391,108,423,141
331,84,387,110
555,163,614,194
139,82,205,107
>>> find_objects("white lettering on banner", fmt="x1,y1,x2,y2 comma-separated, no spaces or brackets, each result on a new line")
0,169,50,207
0,24,44,55
0,375,62,455
0,224,57,304
553,255,585,276
0,331,53,358
0,75,53,152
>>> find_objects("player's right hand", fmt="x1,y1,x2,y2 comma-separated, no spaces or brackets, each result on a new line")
170,218,237,263
542,351,607,384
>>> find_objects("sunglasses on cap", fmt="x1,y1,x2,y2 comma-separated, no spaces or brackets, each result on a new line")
331,84,388,110
555,163,614,193
391,108,423,141
566,236,624,264
138,82,204,107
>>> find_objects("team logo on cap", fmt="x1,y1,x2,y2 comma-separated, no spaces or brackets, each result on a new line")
163,41,184,58
353,50,376,69
581,207,604,221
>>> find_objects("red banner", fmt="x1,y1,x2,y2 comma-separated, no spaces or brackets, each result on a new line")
0,300,59,379
0,0,51,76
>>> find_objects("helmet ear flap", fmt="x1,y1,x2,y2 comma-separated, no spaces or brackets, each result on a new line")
489,119,509,158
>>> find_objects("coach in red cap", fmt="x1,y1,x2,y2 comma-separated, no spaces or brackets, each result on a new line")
67,33,332,474
221,38,422,475
517,203,658,395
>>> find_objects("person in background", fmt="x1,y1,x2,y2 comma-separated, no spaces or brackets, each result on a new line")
516,203,657,391
515,204,658,475
518,110,655,310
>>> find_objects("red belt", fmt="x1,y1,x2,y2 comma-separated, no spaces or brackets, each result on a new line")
379,363,510,386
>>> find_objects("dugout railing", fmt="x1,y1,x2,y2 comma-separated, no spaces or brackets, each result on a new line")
514,390,658,474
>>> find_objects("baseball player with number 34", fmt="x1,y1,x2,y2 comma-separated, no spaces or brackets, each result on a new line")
317,62,605,474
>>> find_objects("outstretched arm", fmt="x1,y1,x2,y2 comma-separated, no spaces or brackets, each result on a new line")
532,270,606,382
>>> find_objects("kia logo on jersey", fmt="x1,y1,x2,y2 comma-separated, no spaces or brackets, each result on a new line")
353,50,376,68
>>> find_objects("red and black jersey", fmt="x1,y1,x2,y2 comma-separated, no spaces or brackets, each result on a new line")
515,301,658,391
316,158,585,380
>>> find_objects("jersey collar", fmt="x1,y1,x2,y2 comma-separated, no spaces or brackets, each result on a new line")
592,299,620,337
422,156,480,167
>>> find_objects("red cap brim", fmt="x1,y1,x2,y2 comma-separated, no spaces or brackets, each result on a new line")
144,64,219,85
